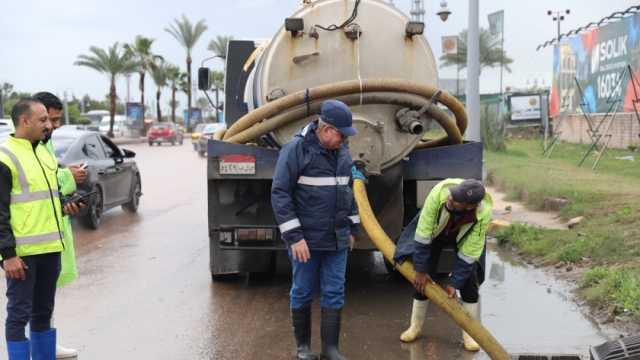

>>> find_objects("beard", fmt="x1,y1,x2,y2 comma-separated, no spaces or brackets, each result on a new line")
42,130,52,144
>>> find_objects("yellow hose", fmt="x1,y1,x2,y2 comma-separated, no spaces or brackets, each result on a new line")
353,179,510,360
222,79,468,141
215,80,507,357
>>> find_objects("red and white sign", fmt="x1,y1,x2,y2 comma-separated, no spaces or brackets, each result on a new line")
219,154,256,175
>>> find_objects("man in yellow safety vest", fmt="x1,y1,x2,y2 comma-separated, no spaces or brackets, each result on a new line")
0,98,81,359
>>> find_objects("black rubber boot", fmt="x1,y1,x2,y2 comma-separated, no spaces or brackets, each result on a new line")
320,307,346,360
292,306,319,360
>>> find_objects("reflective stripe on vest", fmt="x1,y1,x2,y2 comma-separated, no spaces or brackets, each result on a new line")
15,231,63,245
0,147,60,204
297,176,350,186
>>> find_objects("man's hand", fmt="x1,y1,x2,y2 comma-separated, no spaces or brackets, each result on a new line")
349,235,356,251
68,164,88,185
291,239,311,263
413,272,433,293
63,201,84,216
2,257,27,280
444,284,457,299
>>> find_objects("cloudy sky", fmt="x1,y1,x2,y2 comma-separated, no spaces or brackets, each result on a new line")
0,0,634,112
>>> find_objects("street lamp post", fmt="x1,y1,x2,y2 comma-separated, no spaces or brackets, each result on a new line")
200,55,225,123
466,0,481,142
548,9,570,45
545,9,570,150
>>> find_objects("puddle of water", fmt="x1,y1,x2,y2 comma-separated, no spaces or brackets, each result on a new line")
479,240,607,358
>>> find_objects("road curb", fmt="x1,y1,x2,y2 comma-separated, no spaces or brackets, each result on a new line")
112,137,147,146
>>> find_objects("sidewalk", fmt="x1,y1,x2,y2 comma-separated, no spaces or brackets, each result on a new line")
112,136,147,146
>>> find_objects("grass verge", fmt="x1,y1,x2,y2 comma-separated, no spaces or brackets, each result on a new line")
487,139,640,318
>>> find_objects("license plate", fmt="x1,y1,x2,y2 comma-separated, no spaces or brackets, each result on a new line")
219,154,256,175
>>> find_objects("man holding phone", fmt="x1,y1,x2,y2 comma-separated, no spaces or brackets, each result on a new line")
33,92,86,358
0,98,75,359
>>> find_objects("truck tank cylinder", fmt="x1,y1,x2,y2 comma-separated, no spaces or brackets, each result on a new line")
244,0,439,174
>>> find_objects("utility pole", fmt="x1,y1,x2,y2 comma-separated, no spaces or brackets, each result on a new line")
545,9,570,150
63,91,70,125
466,0,481,142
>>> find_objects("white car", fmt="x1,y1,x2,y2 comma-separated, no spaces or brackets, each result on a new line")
0,119,13,143
99,115,127,137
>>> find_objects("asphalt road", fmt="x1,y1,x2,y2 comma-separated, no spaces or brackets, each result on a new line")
0,142,607,359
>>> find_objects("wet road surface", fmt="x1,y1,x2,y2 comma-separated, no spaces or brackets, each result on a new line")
1,142,607,359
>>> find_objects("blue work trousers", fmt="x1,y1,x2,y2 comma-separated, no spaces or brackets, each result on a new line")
3,252,60,341
289,249,348,310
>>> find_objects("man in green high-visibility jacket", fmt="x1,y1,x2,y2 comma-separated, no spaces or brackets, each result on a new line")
0,98,82,360
33,92,87,359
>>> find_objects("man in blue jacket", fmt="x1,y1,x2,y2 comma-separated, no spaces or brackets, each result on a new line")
272,99,359,360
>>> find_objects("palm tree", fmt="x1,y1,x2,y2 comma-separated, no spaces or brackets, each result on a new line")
0,82,14,117
439,28,514,74
149,60,168,122
75,43,138,137
207,35,233,60
165,64,182,123
165,15,208,130
124,36,163,119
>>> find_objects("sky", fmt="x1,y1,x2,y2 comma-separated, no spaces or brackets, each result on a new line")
0,0,635,114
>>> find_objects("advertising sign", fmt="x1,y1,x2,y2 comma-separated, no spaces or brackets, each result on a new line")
550,13,640,116
126,102,144,129
510,94,542,121
442,36,458,55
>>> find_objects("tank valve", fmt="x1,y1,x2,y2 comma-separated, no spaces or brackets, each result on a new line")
344,23,362,40
396,108,426,135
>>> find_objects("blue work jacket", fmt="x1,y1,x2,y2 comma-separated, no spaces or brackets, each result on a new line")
271,121,359,251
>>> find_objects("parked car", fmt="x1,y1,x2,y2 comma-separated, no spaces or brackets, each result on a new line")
52,129,142,229
191,123,207,151
197,123,226,157
147,123,183,146
0,119,13,143
99,115,127,137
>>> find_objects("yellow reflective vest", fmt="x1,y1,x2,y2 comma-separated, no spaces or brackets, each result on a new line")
0,136,64,257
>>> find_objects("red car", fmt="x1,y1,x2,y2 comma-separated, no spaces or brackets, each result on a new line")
147,123,184,146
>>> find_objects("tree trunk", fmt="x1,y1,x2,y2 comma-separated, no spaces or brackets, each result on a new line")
109,76,116,138
171,85,176,123
187,55,192,132
139,71,145,112
156,89,162,122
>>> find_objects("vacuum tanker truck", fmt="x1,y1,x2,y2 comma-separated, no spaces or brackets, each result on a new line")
203,0,481,279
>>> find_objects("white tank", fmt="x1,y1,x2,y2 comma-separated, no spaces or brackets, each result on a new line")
246,0,439,173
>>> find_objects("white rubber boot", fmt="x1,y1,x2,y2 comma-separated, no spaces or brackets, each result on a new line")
461,302,481,351
400,299,428,342
56,344,78,359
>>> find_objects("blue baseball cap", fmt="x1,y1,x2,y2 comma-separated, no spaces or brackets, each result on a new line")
320,99,357,137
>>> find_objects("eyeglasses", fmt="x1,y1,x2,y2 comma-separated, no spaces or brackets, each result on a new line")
326,125,343,139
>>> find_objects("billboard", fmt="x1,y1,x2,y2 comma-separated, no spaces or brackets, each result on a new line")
126,102,144,129
550,13,640,116
510,94,542,121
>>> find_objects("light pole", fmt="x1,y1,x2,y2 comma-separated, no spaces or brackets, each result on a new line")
200,55,225,123
466,0,481,142
548,9,570,45
545,9,570,150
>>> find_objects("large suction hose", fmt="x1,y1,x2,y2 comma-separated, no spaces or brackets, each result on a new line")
353,180,510,359
215,79,508,358
222,79,468,142
224,92,463,146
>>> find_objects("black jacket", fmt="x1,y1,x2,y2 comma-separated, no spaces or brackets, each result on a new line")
0,160,16,259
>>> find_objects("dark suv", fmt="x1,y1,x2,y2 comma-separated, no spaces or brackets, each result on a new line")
147,123,184,146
